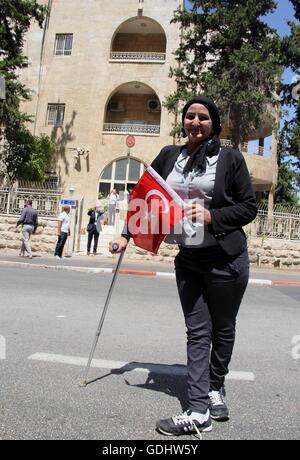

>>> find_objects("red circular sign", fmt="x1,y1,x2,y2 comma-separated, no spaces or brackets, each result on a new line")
126,135,135,148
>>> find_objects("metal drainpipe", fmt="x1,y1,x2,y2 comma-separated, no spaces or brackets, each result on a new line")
33,0,53,136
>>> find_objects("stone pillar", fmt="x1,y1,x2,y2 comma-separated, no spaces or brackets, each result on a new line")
268,184,275,215
268,108,279,216
258,137,264,156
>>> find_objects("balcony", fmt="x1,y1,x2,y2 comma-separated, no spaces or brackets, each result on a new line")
110,17,166,64
220,139,266,156
110,51,166,63
103,121,160,135
220,139,275,191
104,82,161,137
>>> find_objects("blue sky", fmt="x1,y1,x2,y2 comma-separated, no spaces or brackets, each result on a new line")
264,0,296,84
264,0,295,37
263,0,297,156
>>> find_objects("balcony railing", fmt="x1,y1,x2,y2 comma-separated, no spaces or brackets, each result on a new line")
103,122,160,135
110,51,166,63
220,139,265,156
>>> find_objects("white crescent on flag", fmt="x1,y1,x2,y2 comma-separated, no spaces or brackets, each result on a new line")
144,190,170,214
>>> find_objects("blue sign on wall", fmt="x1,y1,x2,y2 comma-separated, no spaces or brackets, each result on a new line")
61,199,76,206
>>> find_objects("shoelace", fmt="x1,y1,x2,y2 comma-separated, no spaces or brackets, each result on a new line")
209,391,224,406
172,412,203,440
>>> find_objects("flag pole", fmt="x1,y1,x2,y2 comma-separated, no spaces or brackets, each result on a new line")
79,244,125,387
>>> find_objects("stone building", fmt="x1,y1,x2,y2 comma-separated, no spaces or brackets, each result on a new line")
20,0,278,236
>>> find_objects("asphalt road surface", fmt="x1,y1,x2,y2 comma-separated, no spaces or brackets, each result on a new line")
0,265,299,440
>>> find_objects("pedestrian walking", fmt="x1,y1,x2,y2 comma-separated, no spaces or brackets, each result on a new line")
109,95,257,437
54,206,71,259
86,205,104,255
108,189,119,226
16,199,38,259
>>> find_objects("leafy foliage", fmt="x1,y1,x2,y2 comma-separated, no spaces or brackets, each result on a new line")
276,0,300,204
0,0,55,185
275,126,300,205
166,0,282,147
0,128,55,184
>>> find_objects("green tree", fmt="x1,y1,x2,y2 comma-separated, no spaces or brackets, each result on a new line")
276,0,300,204
275,129,300,205
166,0,282,147
0,0,55,185
1,129,55,184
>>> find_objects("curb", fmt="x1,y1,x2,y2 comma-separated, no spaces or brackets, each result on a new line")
1,260,299,286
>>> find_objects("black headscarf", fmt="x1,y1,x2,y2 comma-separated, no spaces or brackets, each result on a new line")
181,96,222,175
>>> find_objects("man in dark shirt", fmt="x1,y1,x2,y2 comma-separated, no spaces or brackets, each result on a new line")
16,199,38,258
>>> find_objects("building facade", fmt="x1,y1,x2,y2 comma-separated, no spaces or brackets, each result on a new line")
20,0,278,232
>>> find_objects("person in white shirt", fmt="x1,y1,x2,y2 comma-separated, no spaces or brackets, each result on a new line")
108,189,119,226
54,206,71,259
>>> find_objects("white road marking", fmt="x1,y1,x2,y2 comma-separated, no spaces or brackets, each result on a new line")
0,336,6,360
249,278,272,285
28,353,255,381
56,316,66,318
156,272,175,279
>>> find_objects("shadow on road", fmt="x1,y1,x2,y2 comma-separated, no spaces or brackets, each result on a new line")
85,361,188,410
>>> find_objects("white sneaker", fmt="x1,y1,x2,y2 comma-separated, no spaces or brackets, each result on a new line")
156,410,212,438
208,388,229,421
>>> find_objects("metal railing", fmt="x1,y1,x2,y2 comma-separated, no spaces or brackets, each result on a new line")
0,185,62,217
110,51,166,62
220,139,265,156
250,203,300,240
0,188,9,214
103,122,160,135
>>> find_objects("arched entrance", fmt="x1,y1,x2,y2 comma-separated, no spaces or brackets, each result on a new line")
98,157,146,201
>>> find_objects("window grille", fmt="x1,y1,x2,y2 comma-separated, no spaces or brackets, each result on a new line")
47,103,65,126
55,34,73,55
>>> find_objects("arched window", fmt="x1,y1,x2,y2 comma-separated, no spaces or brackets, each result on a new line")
99,157,146,200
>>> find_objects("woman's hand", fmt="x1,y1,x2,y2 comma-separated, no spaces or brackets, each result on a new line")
185,202,212,225
109,236,129,253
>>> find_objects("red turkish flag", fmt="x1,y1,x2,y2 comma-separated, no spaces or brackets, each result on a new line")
126,167,185,253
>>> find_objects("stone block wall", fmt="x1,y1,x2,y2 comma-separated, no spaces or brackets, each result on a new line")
122,236,300,270
0,214,58,255
1,212,299,270
248,237,300,269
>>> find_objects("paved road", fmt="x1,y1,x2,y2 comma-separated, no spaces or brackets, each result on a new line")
0,252,300,282
0,264,299,440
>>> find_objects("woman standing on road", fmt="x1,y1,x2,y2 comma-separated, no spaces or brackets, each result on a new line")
109,96,257,437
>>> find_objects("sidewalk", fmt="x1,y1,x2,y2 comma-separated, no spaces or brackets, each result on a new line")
0,250,299,286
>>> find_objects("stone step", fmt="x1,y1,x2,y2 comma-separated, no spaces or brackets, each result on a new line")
79,224,124,254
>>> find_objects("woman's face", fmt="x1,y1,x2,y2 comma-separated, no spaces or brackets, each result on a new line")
183,103,213,146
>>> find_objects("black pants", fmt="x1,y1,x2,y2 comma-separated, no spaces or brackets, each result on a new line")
87,228,99,254
175,247,249,413
54,232,68,257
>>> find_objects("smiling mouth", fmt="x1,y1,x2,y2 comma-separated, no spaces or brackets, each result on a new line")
190,129,202,135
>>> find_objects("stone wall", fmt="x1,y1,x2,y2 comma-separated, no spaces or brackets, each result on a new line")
248,237,300,269
1,212,299,270
122,236,300,270
0,214,58,255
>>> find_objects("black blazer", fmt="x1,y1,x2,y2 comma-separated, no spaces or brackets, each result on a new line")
87,209,103,232
150,145,258,257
